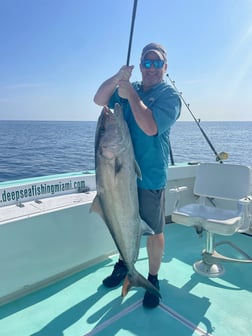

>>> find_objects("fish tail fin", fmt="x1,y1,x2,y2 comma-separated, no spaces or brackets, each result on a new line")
121,269,161,299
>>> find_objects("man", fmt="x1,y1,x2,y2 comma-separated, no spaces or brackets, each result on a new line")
93,43,181,308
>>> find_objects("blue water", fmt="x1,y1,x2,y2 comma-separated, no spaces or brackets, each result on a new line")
0,120,251,182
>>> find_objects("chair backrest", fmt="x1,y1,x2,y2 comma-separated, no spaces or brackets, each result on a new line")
194,163,251,200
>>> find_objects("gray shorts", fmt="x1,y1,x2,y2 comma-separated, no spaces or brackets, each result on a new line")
138,188,165,235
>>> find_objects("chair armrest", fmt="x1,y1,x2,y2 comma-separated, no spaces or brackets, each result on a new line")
238,196,252,205
238,196,252,232
169,186,188,193
169,186,188,210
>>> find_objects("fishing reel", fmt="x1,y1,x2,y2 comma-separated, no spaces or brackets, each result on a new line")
216,152,229,162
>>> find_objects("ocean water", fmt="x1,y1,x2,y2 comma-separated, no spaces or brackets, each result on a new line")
0,120,251,182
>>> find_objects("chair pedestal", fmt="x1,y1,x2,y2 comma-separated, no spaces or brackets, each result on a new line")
193,231,225,277
193,231,252,277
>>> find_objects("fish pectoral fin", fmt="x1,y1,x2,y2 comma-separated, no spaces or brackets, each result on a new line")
141,220,154,236
90,195,106,221
115,157,123,176
134,160,142,180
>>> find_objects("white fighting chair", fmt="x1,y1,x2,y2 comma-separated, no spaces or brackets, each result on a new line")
172,163,252,277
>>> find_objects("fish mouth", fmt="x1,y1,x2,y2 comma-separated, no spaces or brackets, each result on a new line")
103,105,114,116
99,106,117,129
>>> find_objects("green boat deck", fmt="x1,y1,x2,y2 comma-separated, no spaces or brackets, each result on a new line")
1,224,251,336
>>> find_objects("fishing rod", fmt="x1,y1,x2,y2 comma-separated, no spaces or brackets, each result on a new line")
126,0,138,66
167,73,228,163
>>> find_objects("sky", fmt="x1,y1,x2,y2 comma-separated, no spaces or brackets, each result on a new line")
0,0,252,121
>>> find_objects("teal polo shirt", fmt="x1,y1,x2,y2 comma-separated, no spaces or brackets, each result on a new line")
109,81,181,190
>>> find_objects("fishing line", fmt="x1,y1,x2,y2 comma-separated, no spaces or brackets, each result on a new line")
167,73,228,163
124,0,176,166
126,0,138,66
124,1,227,165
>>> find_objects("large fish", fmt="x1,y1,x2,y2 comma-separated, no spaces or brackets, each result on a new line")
90,103,161,299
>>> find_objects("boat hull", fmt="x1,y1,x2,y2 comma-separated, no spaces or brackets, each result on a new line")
1,163,251,305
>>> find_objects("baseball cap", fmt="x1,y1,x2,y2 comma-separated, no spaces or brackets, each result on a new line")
141,43,167,62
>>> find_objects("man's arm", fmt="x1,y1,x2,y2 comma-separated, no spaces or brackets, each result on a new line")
93,65,157,136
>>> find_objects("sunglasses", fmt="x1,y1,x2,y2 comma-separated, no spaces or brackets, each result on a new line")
141,59,165,69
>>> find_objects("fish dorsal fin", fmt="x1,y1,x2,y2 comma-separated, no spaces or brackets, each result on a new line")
141,220,154,236
134,160,142,180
